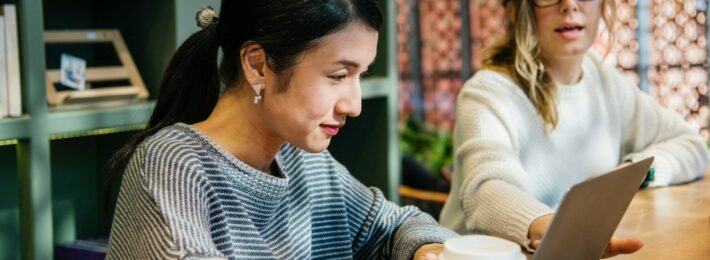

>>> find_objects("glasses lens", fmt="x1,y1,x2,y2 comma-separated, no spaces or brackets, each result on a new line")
535,0,597,7
535,0,559,7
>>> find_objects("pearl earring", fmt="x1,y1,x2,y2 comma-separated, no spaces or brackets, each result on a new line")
253,83,262,104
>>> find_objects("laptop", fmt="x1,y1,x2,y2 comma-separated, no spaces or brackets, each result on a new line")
532,157,654,260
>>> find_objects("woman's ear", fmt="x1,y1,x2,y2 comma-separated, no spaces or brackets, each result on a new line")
240,43,268,86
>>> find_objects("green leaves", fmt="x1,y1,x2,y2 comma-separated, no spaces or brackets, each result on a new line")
400,118,453,174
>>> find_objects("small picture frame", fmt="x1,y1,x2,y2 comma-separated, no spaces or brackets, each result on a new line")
60,53,87,90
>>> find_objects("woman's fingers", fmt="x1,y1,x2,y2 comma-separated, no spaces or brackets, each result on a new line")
602,238,644,258
531,239,542,249
423,253,439,260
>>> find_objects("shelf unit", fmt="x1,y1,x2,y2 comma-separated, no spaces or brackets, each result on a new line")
0,0,399,259
46,101,153,137
0,116,29,141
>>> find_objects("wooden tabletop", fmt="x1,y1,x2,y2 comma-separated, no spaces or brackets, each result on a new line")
523,173,710,259
612,172,710,259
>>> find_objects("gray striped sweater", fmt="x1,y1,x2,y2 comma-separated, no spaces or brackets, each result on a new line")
107,123,456,259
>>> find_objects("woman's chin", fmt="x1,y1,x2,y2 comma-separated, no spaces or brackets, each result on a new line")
298,140,331,153
561,43,593,56
543,42,592,58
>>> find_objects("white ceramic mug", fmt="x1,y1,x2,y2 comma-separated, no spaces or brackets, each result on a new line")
438,235,525,260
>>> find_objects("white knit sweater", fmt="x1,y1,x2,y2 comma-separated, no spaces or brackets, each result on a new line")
439,52,709,248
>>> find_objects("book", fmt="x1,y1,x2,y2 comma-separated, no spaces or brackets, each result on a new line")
0,14,7,118
3,4,21,117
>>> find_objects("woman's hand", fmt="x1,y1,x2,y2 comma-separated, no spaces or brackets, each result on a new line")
531,237,643,258
528,214,554,243
529,214,643,258
599,238,644,258
413,243,444,260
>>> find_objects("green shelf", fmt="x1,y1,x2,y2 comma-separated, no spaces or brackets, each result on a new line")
0,116,31,141
47,101,154,138
37,78,384,140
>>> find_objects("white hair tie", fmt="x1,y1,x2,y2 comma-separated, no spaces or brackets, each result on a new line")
196,6,219,29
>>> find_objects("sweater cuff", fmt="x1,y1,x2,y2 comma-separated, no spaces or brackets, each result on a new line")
646,155,671,187
392,212,458,260
465,180,554,250
623,153,669,187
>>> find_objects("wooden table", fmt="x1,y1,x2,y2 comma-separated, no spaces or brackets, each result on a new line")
524,173,710,259
612,172,710,259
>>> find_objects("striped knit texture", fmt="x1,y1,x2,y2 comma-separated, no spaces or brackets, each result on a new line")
439,52,709,248
107,123,456,260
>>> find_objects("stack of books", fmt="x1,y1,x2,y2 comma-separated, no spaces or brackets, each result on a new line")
0,4,22,119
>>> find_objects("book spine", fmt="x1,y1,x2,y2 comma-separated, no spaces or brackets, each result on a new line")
0,15,7,118
4,4,21,117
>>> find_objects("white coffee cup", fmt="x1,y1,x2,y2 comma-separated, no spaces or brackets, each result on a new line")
438,235,525,260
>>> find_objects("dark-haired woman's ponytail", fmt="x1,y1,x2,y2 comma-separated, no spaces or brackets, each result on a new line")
106,8,221,186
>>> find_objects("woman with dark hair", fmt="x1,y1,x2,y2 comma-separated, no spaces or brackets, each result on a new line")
440,0,708,258
106,1,456,259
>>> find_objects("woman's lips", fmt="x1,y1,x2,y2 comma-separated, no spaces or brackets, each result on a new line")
320,124,341,136
554,25,584,40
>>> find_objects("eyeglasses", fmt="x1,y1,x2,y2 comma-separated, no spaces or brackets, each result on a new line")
534,0,597,8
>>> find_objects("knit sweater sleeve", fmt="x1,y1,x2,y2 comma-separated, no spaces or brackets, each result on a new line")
107,144,224,260
454,73,553,248
608,65,710,187
335,162,457,260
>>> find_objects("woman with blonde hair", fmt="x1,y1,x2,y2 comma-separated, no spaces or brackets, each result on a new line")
440,0,708,257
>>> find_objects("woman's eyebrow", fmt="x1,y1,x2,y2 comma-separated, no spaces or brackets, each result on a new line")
333,59,375,69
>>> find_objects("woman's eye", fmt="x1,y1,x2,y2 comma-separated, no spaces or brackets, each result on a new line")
329,74,348,81
359,71,369,79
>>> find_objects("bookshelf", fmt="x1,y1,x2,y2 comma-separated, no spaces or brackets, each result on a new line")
0,116,28,141
0,0,400,259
